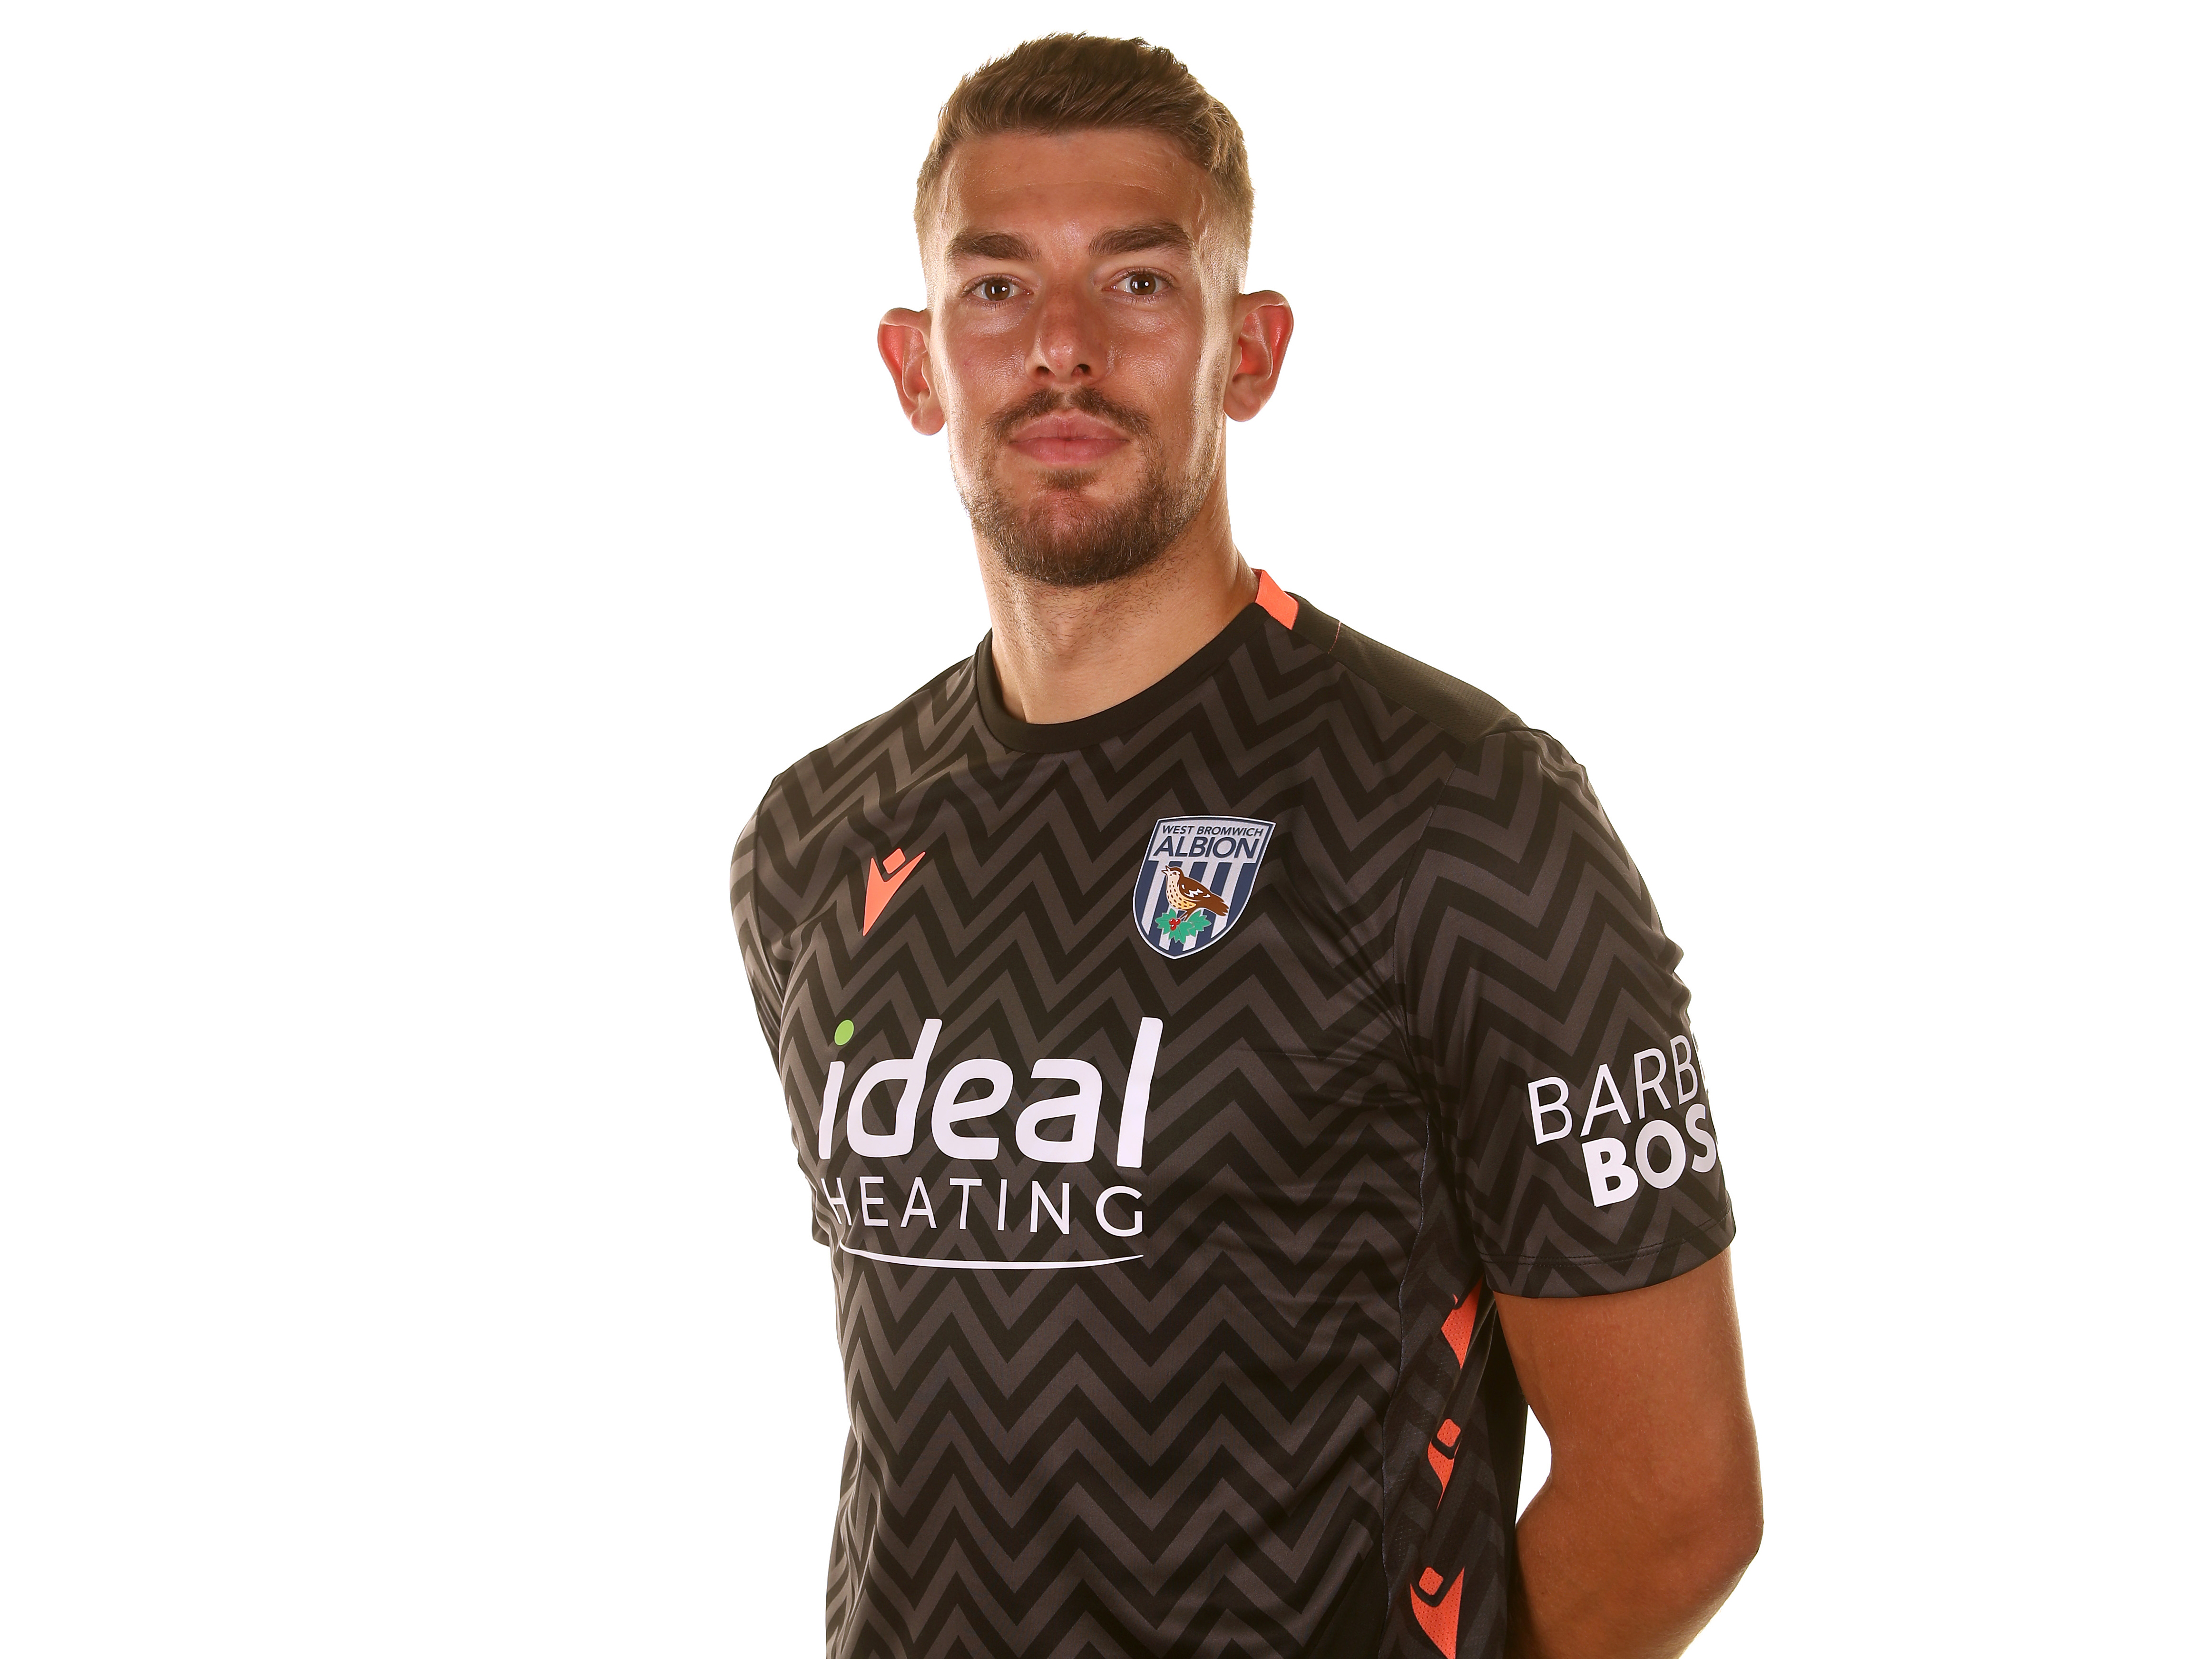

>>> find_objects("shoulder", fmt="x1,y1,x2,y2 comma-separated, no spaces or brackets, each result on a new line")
1265,589,1634,891
747,651,977,840
1277,589,1526,752
733,650,975,934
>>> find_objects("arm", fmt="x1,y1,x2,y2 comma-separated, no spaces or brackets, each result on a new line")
1494,1250,1761,1659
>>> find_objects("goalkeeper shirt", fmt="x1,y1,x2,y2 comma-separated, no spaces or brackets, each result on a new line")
730,573,1735,1659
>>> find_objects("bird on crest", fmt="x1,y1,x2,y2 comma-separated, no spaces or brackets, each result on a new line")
1162,863,1230,918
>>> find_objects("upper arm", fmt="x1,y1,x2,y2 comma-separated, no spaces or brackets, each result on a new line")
1401,731,1735,1298
1397,728,1759,1638
1494,1249,1760,1533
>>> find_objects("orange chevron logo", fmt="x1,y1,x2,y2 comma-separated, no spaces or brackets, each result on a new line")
1440,1284,1479,1367
1428,1417,1461,1499
862,847,926,935
1411,1566,1464,1656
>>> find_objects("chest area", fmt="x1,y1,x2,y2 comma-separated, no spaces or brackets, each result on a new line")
772,760,1438,1270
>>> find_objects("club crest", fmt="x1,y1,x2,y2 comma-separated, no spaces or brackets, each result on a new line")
1131,815,1274,959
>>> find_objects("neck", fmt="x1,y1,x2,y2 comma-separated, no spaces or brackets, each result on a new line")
979,473,1256,726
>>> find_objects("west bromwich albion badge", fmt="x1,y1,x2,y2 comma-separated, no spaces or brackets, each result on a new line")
1132,815,1274,958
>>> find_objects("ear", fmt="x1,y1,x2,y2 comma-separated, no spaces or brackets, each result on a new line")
878,308,945,435
1223,292,1294,422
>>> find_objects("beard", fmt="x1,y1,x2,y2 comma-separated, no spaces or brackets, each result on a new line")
959,386,1217,589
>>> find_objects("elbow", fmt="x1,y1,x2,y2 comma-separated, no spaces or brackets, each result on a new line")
1592,1425,1761,1603
1663,1455,1764,1600
1702,1477,1764,1585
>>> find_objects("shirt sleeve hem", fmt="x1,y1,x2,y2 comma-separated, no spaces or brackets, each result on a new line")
1479,1207,1735,1298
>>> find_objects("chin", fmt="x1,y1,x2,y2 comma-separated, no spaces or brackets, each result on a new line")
963,446,1212,591
1004,514,1166,589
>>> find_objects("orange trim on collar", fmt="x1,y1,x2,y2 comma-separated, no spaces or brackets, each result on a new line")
1253,569,1299,629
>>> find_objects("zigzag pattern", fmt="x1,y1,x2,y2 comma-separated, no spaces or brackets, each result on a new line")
731,598,1732,1659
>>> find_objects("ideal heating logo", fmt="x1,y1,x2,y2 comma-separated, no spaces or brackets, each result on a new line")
812,1017,1164,1270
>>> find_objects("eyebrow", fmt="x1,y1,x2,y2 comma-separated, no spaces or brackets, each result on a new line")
942,222,1197,263
945,228,1036,263
1088,221,1193,259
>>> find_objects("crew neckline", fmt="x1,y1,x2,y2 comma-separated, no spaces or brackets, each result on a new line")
973,601,1274,755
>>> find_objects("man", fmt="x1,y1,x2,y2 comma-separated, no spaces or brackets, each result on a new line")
732,34,1759,1659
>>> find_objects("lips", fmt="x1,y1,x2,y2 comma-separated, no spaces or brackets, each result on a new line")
1006,413,1128,468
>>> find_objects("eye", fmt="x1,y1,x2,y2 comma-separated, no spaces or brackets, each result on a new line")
1117,270,1165,297
974,276,1018,303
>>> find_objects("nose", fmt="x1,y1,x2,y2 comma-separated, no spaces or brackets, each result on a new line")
1029,283,1107,384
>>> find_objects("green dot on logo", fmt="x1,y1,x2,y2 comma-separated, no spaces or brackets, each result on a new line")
833,1019,854,1045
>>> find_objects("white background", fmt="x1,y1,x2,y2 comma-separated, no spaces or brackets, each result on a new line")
3,3,2205,1654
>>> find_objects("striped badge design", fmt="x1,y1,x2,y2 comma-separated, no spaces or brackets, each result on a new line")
1132,814,1273,957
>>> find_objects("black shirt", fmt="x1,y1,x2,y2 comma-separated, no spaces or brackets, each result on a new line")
732,577,1734,1659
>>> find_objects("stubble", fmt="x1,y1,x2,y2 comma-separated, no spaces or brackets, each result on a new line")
959,387,1217,589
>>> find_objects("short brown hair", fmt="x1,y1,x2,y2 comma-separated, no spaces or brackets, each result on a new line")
914,34,1253,260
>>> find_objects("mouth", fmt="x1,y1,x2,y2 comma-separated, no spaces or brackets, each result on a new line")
1004,412,1130,469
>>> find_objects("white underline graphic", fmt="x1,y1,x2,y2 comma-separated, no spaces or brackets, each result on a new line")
838,1241,1143,1271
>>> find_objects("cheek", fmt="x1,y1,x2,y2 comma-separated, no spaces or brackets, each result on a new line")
934,335,1024,444
1124,317,1225,422
939,321,1027,393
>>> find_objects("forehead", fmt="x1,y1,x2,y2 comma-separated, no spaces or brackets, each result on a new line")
925,128,1216,260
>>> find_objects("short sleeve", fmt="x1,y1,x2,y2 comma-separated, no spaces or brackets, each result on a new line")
733,790,835,1247
729,800,787,1067
1398,730,1735,1297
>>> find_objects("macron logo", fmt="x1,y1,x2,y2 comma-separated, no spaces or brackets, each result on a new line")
862,847,926,936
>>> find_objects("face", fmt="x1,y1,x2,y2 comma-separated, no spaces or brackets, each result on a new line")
881,128,1282,588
